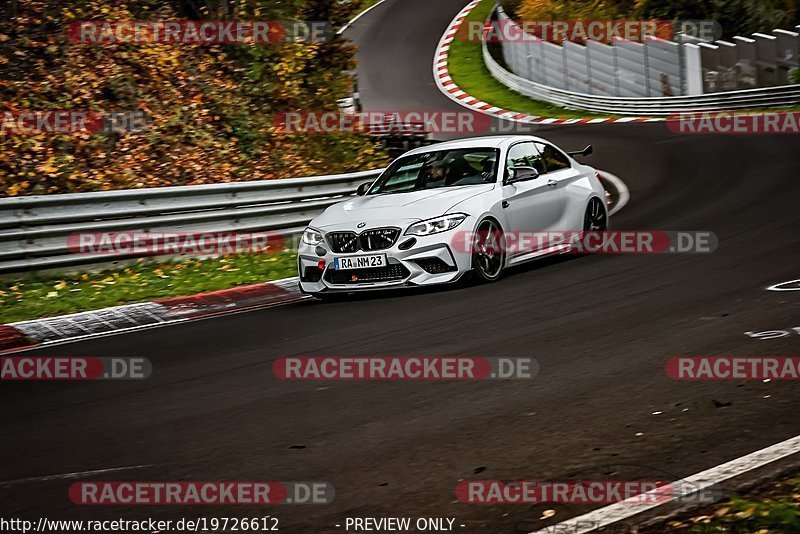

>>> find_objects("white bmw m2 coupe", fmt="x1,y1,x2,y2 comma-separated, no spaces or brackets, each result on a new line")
298,135,607,299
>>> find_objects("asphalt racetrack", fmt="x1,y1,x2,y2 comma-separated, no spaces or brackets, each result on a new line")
2,0,800,532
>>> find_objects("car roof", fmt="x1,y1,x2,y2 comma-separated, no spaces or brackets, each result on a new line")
402,135,547,156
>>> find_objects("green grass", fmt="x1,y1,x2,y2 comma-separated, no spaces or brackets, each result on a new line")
446,0,609,120
358,0,383,11
658,474,800,533
0,251,298,324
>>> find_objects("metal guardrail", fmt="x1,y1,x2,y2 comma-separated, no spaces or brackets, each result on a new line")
0,170,384,273
484,8,800,115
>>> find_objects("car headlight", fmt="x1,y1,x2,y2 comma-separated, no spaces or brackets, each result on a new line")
405,214,467,236
302,227,324,245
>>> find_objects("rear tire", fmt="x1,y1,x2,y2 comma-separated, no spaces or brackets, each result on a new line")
583,197,607,231
579,197,608,255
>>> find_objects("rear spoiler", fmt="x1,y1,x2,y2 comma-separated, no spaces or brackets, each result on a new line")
567,145,593,157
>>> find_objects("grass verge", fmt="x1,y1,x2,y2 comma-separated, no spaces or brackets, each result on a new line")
446,0,609,120
359,0,383,9
0,251,297,324
650,473,800,532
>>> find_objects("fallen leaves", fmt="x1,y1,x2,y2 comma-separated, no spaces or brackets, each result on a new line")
1,0,389,197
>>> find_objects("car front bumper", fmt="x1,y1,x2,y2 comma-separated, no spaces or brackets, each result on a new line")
297,226,474,294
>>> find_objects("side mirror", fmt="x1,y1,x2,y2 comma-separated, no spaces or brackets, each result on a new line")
506,166,539,184
356,182,372,196
567,145,593,157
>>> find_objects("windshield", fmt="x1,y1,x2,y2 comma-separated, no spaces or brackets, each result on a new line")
368,148,499,195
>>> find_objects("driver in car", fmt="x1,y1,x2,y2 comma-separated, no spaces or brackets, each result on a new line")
423,159,450,188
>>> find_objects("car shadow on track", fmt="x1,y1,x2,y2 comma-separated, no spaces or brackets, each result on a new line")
304,253,597,304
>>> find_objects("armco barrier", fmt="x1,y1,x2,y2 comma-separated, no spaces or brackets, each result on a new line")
0,169,383,273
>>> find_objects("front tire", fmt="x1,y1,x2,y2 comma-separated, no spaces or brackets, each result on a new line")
471,218,506,283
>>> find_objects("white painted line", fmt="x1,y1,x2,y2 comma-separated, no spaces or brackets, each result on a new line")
0,465,152,487
598,170,630,216
767,279,800,291
530,433,800,534
337,0,388,35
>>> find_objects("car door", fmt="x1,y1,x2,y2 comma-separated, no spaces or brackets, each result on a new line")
534,141,579,225
502,141,562,255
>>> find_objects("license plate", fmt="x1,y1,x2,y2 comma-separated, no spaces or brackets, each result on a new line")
333,254,387,270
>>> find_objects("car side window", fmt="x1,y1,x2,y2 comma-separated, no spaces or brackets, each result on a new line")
534,142,571,172
505,142,546,176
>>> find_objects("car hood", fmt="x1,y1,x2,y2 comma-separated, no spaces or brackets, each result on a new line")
311,185,494,230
